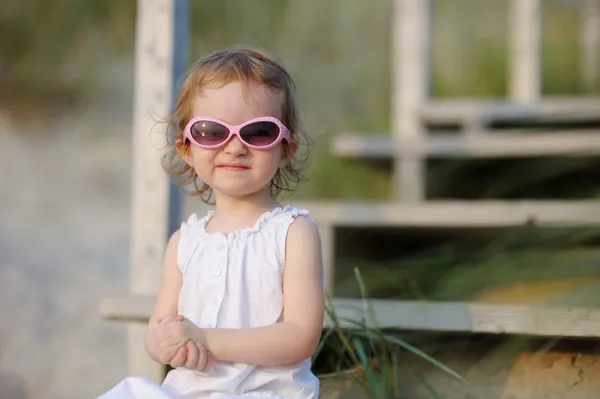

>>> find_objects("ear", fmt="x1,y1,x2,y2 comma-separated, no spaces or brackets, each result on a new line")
279,141,298,168
176,138,194,166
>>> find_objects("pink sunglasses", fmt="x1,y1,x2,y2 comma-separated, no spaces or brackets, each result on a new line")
183,116,291,150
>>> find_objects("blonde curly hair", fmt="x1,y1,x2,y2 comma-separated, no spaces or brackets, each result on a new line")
162,46,310,204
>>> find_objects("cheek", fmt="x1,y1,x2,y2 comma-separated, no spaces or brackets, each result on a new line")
256,149,284,170
190,147,215,161
189,148,216,173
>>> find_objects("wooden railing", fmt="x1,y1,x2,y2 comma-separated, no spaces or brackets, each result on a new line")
101,0,600,381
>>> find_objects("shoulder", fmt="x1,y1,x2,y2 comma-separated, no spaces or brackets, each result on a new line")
282,212,324,296
284,213,322,263
163,229,181,264
272,205,320,249
265,205,321,264
166,229,182,249
286,214,320,244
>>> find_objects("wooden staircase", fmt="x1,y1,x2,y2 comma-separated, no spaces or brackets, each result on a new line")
100,0,600,382
296,0,600,293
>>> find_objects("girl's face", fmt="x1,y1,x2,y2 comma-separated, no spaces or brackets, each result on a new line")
182,81,292,200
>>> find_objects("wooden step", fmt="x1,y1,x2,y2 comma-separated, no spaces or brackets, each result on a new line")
331,130,600,158
420,97,600,127
294,201,600,228
100,295,600,338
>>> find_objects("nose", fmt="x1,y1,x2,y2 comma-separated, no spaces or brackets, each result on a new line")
223,135,247,156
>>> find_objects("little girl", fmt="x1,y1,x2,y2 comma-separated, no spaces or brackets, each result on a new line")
99,47,325,399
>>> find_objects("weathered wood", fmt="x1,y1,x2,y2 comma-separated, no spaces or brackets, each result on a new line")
331,130,600,158
509,0,541,103
104,0,600,383
334,299,600,337
183,200,600,230
167,0,190,236
100,296,600,338
128,0,176,382
392,0,430,202
319,224,335,295
420,98,600,127
581,0,600,89
294,201,600,228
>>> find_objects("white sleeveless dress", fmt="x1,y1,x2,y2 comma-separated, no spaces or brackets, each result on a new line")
98,205,320,399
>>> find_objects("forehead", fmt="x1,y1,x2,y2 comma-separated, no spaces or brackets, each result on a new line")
192,81,282,124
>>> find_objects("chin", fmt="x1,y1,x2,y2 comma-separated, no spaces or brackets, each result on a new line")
213,184,266,199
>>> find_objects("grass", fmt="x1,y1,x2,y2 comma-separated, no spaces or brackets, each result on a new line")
314,268,470,399
331,224,600,303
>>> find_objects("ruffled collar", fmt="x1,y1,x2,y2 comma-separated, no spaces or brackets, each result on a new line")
183,204,297,238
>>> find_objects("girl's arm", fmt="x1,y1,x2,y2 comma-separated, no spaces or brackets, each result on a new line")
144,230,184,363
199,216,325,366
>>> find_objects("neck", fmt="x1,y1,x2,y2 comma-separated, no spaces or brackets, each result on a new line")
211,189,281,227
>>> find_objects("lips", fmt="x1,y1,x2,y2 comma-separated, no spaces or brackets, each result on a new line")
217,164,250,170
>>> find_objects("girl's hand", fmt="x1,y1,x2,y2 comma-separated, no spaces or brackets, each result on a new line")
174,318,213,372
153,314,187,366
183,339,213,372
156,314,213,372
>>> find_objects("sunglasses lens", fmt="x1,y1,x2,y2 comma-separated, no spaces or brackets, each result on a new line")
190,121,229,146
239,121,280,147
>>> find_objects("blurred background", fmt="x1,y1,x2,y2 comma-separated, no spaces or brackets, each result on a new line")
1,0,600,398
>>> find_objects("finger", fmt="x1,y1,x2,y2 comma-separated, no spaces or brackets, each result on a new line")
159,314,182,325
157,313,176,324
196,345,208,372
159,314,184,325
156,331,186,363
154,325,181,350
205,350,214,371
169,346,187,368
159,346,179,364
164,323,188,347
184,341,199,369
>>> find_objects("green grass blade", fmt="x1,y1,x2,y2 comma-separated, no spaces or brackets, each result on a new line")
391,348,407,399
354,267,381,331
382,334,471,385
314,327,335,360
354,338,383,399
334,329,360,366
379,344,392,399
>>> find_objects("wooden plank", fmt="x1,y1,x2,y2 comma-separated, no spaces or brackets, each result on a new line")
581,0,600,90
392,0,430,202
100,296,600,338
102,296,155,323
167,0,191,237
433,131,600,157
509,0,541,103
420,98,600,127
179,200,600,229
331,130,600,158
294,201,600,228
319,224,335,296
128,0,176,382
331,133,397,158
333,299,600,338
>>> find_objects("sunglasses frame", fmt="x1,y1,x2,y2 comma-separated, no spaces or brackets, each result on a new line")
183,116,291,150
